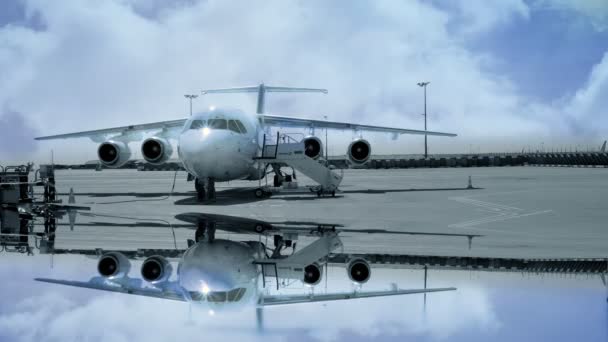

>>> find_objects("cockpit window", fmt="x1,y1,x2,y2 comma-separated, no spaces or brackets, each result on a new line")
208,119,227,129
227,287,246,301
188,288,247,302
207,291,227,302
235,120,247,133
228,120,240,133
189,291,205,301
190,120,206,129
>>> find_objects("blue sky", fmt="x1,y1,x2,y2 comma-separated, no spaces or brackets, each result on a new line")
1,0,608,162
460,5,608,102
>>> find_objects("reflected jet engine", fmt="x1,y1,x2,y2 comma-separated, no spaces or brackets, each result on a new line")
303,263,323,286
97,252,131,279
141,255,173,283
347,139,371,165
347,259,371,284
97,140,131,168
141,137,173,165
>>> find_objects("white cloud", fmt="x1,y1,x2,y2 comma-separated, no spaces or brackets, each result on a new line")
0,0,605,162
565,51,608,135
0,256,499,342
448,0,530,36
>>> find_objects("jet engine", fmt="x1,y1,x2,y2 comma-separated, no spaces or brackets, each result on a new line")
97,252,131,279
141,137,173,165
303,136,323,160
140,255,173,283
97,140,131,168
303,263,323,286
347,259,371,284
347,139,371,165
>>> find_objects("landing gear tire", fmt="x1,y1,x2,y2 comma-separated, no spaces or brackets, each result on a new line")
254,188,265,199
273,174,282,187
195,177,216,203
254,224,265,233
197,187,206,202
317,190,322,198
331,191,336,197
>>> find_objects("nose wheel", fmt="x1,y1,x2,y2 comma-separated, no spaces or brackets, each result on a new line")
195,177,216,203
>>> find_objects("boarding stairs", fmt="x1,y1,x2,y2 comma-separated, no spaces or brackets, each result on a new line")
254,133,343,195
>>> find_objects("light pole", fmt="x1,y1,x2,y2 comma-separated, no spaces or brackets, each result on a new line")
417,82,430,158
323,115,329,166
184,94,198,116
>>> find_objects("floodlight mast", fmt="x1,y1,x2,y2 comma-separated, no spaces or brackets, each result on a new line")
417,82,430,158
184,94,198,116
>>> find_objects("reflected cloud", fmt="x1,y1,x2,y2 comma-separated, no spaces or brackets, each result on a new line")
2,254,605,341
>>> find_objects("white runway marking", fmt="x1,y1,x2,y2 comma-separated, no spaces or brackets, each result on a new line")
449,196,553,229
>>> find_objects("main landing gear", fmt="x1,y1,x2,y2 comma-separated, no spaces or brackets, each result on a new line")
195,177,216,203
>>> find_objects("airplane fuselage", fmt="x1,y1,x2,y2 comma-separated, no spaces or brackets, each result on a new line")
177,239,263,311
177,108,263,182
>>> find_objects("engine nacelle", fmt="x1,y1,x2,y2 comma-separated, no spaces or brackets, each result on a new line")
97,140,131,168
141,137,173,165
303,263,323,286
141,255,173,283
97,252,131,279
347,259,371,284
302,135,323,160
347,139,371,165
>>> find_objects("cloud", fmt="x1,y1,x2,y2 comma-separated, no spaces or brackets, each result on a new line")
564,52,608,135
443,0,530,36
0,256,499,342
0,0,606,163
535,0,608,32
0,107,39,161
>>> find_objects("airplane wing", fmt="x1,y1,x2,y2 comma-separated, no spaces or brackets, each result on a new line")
261,114,457,137
35,277,187,301
34,119,187,142
260,287,456,306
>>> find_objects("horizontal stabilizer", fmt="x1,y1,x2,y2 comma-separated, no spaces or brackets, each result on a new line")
201,83,327,114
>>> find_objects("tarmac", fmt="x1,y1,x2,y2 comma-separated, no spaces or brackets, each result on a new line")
50,166,608,259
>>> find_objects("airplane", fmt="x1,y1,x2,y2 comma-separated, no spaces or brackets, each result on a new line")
36,213,457,331
35,84,457,202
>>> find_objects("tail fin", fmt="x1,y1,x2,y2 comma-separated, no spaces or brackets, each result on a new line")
601,140,606,153
201,83,327,114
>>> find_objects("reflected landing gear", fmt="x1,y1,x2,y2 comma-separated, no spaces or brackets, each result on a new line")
195,220,216,243
195,177,216,203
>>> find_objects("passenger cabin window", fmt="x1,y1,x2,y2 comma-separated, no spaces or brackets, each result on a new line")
190,120,205,129
208,119,227,130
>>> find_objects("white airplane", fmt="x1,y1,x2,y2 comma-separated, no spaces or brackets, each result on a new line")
36,213,456,330
36,84,456,201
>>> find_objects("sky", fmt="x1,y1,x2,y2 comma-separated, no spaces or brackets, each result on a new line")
0,0,607,163
0,253,606,342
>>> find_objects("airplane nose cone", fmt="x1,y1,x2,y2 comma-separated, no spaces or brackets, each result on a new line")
178,129,234,179
178,241,244,293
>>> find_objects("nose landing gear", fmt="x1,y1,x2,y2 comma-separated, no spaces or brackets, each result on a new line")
195,177,216,203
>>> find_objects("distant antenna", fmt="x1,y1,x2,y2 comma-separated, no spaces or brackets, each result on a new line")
201,83,327,114
601,140,606,153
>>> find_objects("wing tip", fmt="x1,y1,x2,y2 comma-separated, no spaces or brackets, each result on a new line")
34,277,52,283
